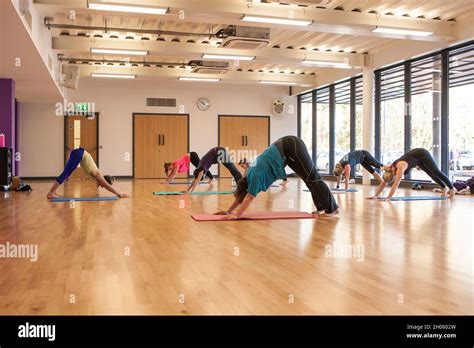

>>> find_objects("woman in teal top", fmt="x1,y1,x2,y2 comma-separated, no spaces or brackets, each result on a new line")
215,136,338,219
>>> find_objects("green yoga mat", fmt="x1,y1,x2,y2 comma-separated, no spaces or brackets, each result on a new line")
153,191,234,196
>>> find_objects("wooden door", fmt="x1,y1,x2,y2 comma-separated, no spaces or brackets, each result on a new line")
66,115,98,180
244,117,269,163
158,115,188,179
219,116,269,178
134,114,188,179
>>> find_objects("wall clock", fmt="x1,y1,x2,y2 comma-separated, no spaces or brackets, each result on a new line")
197,97,211,111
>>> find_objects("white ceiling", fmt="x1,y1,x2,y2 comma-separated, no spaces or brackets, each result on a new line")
0,0,64,102
1,0,473,99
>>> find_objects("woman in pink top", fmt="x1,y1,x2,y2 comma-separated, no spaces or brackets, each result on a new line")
164,151,214,184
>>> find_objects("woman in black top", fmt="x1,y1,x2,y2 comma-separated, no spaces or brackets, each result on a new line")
333,150,383,189
184,147,242,193
369,148,456,200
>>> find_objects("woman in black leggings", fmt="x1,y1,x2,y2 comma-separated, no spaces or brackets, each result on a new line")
370,148,456,200
333,150,384,189
215,136,338,219
164,152,214,184
185,147,242,193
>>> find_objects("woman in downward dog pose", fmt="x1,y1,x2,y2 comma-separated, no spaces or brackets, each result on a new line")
47,147,128,199
164,152,214,184
369,148,456,200
239,158,288,186
184,147,242,193
333,150,383,189
215,136,338,219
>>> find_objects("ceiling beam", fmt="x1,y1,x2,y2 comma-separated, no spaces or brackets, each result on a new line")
33,0,458,42
72,64,318,86
52,36,365,68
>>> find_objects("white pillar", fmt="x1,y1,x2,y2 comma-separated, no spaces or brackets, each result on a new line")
362,58,374,185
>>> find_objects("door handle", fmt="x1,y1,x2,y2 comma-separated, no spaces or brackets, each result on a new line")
245,136,248,146
162,134,165,146
158,134,161,146
242,136,244,146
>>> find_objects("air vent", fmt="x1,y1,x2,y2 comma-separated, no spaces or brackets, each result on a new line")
217,26,270,50
188,60,229,74
146,98,177,107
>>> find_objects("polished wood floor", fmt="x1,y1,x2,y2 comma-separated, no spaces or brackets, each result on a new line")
0,178,472,315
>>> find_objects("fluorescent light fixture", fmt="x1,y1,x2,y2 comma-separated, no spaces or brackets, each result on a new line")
178,77,220,82
302,60,349,68
202,54,255,61
91,73,136,79
242,15,312,26
259,80,297,86
372,27,433,37
91,48,148,56
88,2,168,15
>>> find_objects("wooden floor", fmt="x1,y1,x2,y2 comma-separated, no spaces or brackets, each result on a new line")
0,178,472,315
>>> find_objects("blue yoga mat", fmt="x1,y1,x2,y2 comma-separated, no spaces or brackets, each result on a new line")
378,196,447,201
153,191,233,196
49,197,119,202
303,189,357,193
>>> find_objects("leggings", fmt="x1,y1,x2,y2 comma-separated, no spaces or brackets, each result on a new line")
418,152,453,189
217,148,242,182
56,148,84,184
282,136,338,214
189,152,214,180
360,150,383,174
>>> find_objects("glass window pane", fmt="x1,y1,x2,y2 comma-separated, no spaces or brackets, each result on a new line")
380,66,405,165
410,54,442,182
300,93,313,158
316,88,330,173
449,44,474,181
335,82,351,166
74,119,81,139
355,78,363,151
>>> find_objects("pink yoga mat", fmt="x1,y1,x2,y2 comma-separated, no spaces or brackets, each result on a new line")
191,211,316,221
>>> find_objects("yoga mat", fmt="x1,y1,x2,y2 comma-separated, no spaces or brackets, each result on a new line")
49,197,119,202
378,196,447,201
192,211,315,221
168,182,207,185
153,191,234,196
332,188,358,192
303,189,358,193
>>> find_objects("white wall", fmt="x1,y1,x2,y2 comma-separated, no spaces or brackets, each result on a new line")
19,78,297,177
18,102,63,177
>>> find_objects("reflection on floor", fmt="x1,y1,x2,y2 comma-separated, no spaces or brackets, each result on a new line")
0,178,472,315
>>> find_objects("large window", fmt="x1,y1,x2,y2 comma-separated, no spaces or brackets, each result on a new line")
409,54,442,181
380,65,405,165
334,82,351,164
300,93,313,158
355,78,363,151
316,88,330,173
299,41,474,184
449,43,474,181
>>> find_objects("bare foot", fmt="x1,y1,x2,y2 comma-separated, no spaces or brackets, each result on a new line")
312,209,339,217
441,187,450,198
449,188,457,199
47,193,63,199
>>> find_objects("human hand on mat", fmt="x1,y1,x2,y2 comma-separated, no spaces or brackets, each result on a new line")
214,211,230,215
180,191,190,195
117,193,129,198
366,196,377,200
